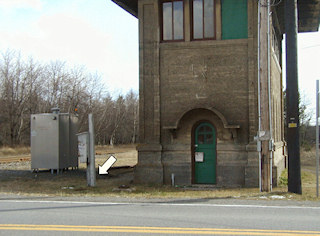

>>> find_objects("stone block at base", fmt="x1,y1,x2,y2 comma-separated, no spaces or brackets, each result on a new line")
134,144,163,184
134,164,163,184
245,166,259,187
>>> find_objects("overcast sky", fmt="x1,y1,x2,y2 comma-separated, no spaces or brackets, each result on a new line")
294,30,320,121
0,0,138,96
0,0,319,120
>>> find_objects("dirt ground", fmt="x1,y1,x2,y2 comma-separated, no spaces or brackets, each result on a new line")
0,145,137,196
0,145,319,201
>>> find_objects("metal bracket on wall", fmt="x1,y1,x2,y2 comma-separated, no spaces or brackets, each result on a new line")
257,130,271,141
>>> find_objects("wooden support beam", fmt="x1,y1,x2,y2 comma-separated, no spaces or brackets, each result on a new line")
259,0,271,192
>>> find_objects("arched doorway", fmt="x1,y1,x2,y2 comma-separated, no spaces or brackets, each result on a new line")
193,122,216,184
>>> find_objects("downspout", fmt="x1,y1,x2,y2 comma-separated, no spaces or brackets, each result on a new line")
257,0,262,192
267,0,273,191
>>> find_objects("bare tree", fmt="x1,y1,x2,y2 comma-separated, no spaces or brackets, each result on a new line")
0,49,139,146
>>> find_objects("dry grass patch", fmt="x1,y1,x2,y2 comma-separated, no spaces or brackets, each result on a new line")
277,155,320,201
0,168,133,197
0,146,30,157
0,168,318,201
95,144,137,155
78,144,138,169
0,169,263,199
0,144,319,201
301,147,317,167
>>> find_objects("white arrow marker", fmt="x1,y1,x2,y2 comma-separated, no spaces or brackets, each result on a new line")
98,155,117,175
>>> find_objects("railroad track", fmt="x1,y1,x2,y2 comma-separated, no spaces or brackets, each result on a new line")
0,155,31,163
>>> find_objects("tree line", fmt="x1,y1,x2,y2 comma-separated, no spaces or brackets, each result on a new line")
1,50,313,148
0,50,138,146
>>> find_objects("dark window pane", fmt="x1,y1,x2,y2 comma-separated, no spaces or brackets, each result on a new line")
163,2,173,40
199,126,205,132
204,0,214,38
206,134,213,144
205,125,212,132
173,1,184,39
193,0,203,39
198,134,204,144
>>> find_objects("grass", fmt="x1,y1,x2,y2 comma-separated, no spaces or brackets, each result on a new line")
0,171,315,201
0,168,263,199
275,169,320,201
276,147,320,201
0,146,30,157
0,145,319,201
94,144,137,168
0,169,126,197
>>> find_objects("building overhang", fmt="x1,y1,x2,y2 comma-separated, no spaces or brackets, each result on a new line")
296,0,320,32
275,0,320,33
112,0,320,33
111,0,138,18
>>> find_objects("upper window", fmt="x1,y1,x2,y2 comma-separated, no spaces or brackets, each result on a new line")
192,0,215,40
196,124,214,144
161,0,184,41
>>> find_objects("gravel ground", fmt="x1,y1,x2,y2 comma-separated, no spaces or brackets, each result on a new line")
0,160,31,171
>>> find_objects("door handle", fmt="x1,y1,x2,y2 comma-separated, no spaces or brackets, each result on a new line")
194,144,198,147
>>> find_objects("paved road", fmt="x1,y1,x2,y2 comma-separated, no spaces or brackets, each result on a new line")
0,197,320,235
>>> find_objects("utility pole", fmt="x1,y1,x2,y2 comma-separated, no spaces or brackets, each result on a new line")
285,0,302,194
259,0,272,192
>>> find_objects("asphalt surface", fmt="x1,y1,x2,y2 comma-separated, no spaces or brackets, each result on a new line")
0,194,320,235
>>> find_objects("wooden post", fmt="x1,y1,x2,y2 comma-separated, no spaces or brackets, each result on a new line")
285,0,301,194
259,0,271,192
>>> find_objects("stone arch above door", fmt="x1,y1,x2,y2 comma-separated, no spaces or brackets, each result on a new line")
163,106,240,139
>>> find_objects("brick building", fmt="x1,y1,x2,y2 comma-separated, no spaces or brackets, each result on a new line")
112,0,320,187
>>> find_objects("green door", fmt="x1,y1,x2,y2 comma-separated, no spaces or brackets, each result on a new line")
194,122,216,184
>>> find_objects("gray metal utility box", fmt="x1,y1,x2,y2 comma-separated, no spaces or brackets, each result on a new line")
31,110,79,171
